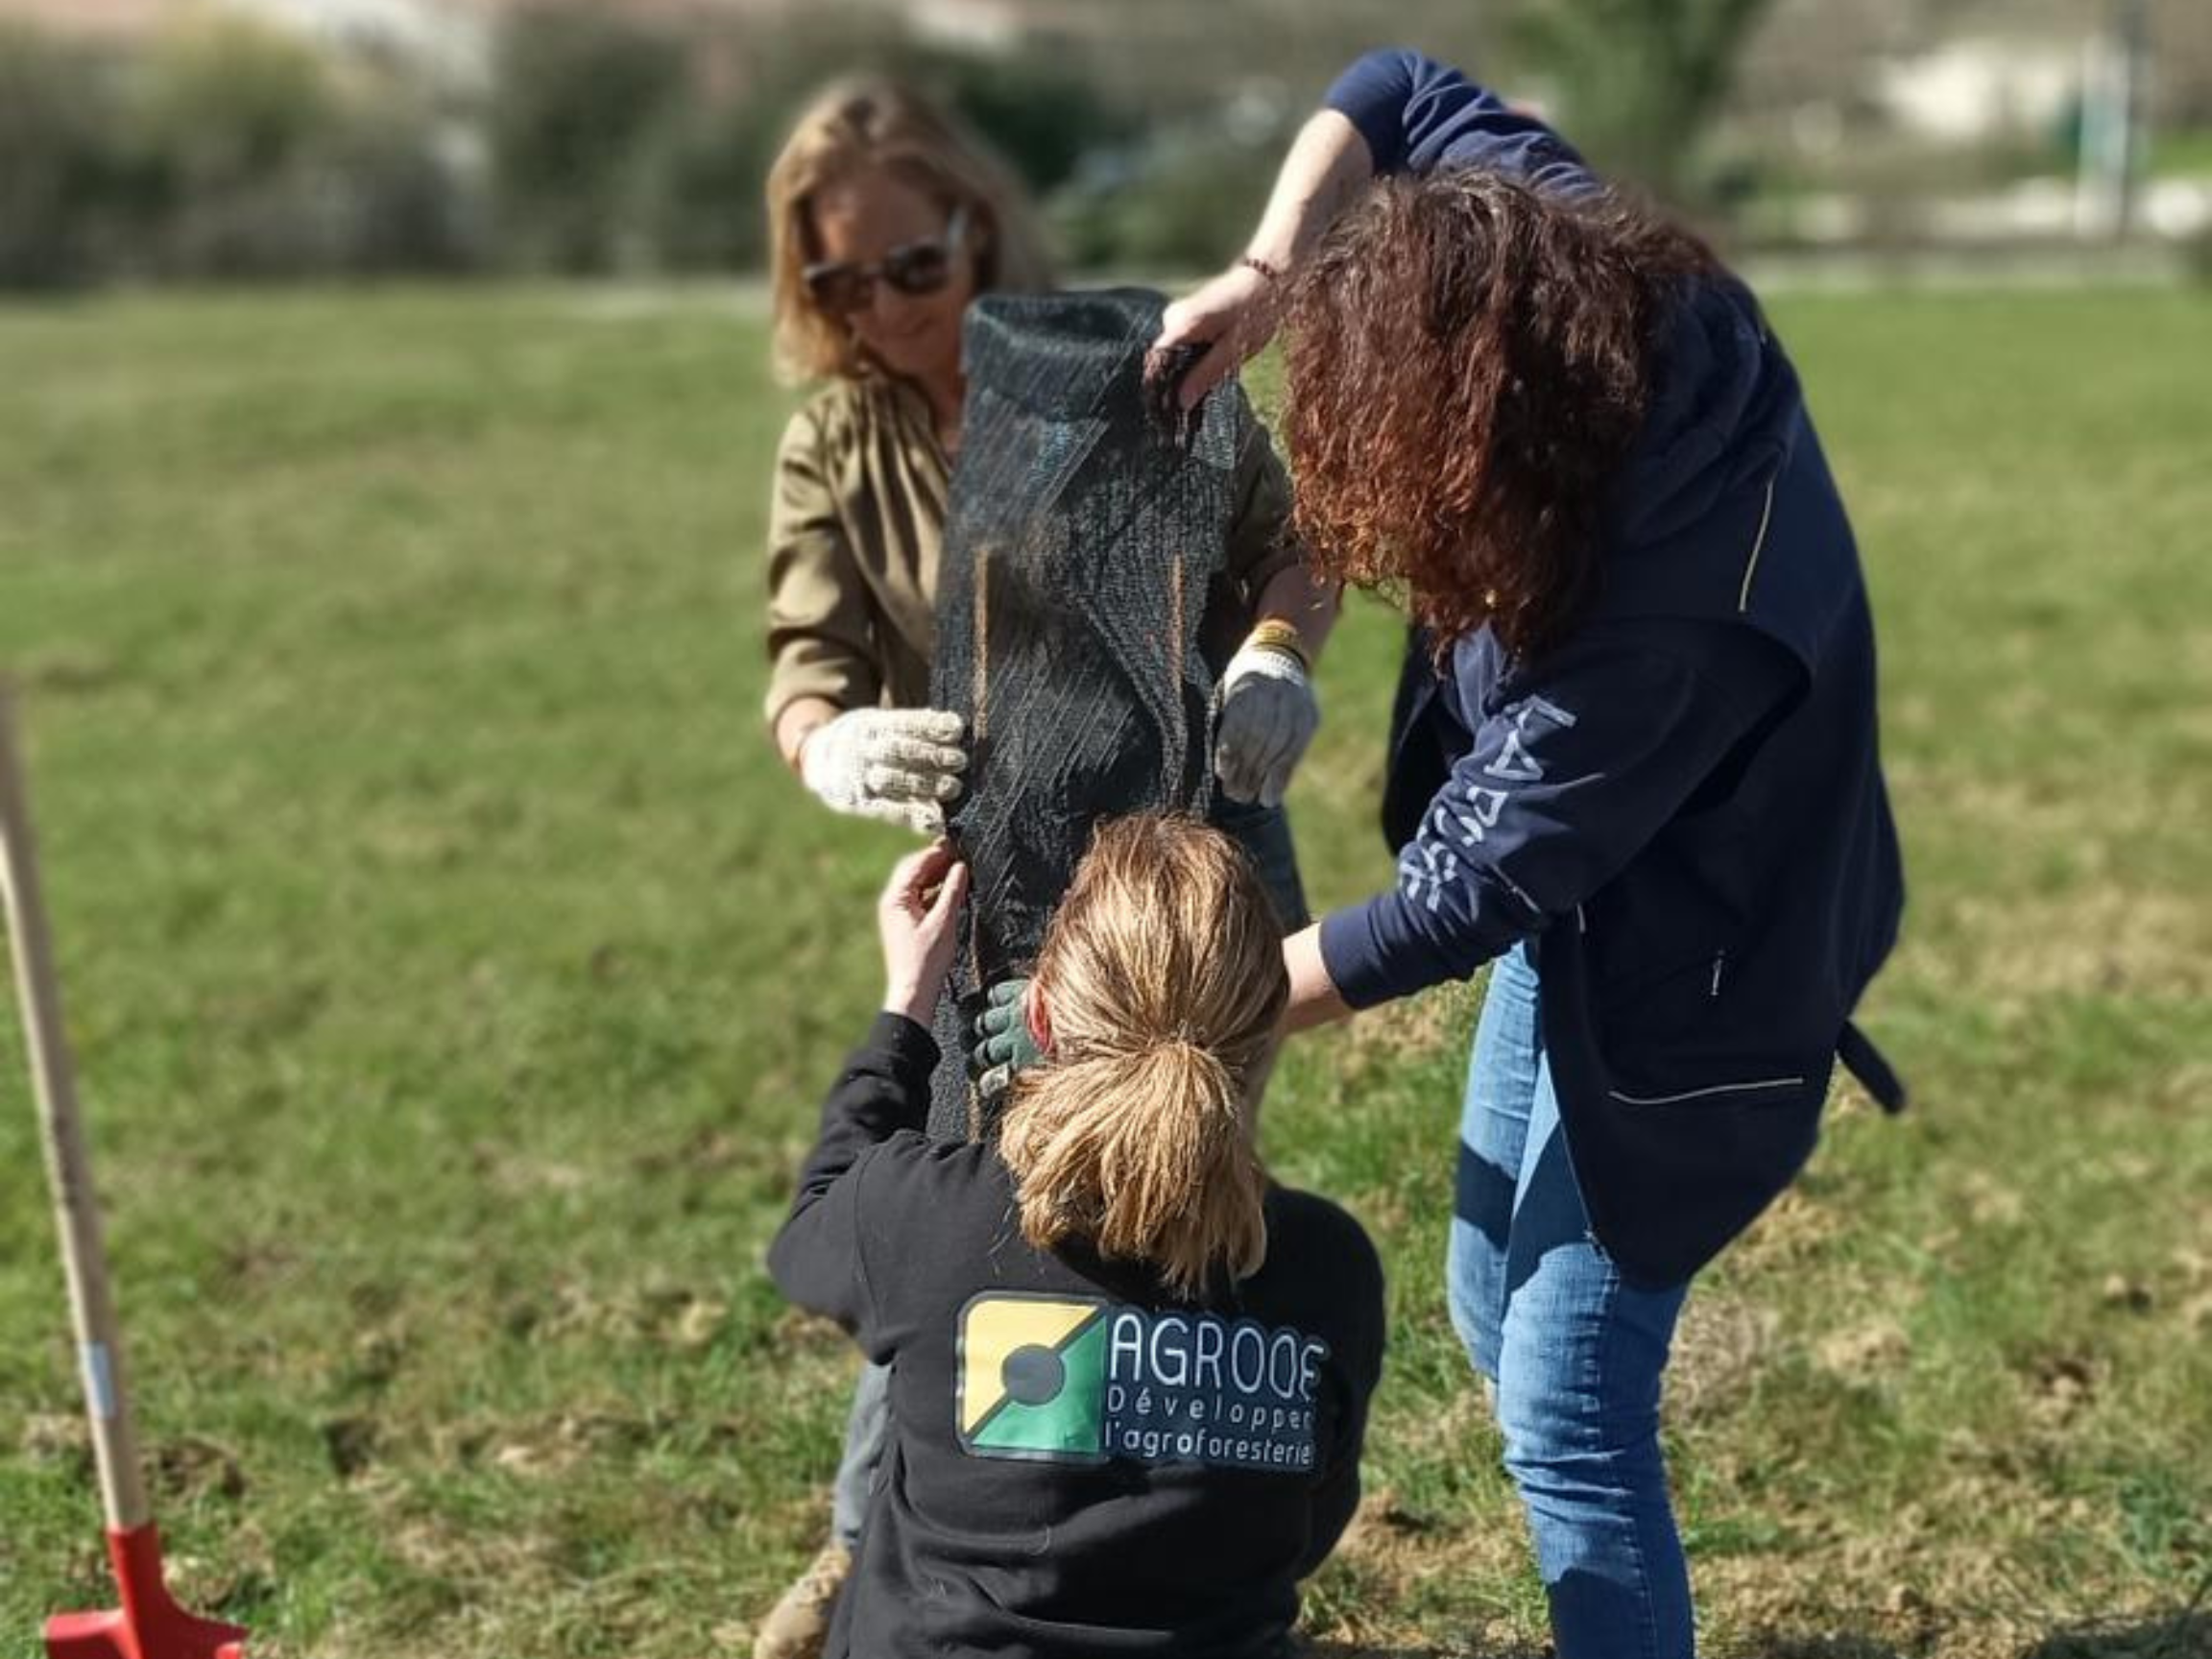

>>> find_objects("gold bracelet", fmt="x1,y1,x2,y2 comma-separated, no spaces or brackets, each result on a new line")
1245,617,1310,671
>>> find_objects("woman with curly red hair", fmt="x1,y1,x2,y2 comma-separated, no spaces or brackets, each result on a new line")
1149,47,1908,1658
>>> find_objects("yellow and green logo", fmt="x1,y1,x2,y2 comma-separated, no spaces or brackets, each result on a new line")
956,1294,1109,1461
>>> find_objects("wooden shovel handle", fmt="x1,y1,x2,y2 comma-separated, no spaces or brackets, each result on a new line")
0,685,148,1530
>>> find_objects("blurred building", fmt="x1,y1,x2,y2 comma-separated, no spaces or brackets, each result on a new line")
1876,36,2079,144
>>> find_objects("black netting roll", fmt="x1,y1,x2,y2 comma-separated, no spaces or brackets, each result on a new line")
926,288,1255,1138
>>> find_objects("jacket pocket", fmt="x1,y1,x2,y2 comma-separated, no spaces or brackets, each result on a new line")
1605,1073,1805,1108
1595,943,1731,996
1591,946,1736,1060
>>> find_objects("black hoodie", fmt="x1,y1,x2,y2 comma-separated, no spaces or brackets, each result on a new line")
768,1015,1386,1659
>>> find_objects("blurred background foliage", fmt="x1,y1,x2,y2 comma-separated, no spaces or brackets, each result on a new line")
1,0,2210,288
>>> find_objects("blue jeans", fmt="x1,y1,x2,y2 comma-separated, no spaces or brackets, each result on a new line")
1447,943,1695,1658
831,1358,889,1549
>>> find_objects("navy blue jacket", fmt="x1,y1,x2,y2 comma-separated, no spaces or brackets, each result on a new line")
1314,50,1906,1287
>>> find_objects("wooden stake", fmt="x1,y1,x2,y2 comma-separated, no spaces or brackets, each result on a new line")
0,685,150,1532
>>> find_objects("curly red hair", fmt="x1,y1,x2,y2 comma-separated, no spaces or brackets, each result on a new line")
1282,171,1720,660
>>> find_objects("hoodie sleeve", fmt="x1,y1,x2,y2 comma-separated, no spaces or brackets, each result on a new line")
1318,625,1793,1008
1323,47,1599,194
765,1013,940,1358
1298,1218,1386,1580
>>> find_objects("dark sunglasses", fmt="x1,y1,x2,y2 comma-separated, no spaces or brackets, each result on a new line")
804,205,970,316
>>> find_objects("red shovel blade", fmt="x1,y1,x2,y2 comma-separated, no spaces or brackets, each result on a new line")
46,1525,247,1659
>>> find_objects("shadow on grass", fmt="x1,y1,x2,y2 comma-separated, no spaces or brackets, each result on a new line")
2018,1608,2212,1658
1743,1608,2212,1659
1302,1610,2212,1659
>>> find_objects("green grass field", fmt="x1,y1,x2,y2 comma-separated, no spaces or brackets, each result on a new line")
1,282,2207,1659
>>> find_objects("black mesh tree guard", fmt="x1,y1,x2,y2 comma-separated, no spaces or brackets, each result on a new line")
926,288,1257,1137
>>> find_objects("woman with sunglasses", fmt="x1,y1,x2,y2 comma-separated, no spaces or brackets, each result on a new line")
762,78,1335,849
753,78,1338,1659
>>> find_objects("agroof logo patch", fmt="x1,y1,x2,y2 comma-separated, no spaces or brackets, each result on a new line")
957,1294,1110,1462
955,1294,1332,1472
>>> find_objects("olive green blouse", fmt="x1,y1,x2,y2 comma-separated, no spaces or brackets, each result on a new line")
763,373,1303,727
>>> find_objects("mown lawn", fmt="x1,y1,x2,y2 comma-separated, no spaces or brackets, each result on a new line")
0,281,2207,1658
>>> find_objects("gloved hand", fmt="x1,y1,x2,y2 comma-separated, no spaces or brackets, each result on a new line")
1214,624,1318,808
799,708,967,834
971,977,1044,1102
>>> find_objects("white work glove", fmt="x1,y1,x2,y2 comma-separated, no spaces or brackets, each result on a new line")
1214,628,1318,808
799,708,968,835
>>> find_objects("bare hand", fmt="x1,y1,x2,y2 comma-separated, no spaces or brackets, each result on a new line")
878,839,969,1022
1155,263,1282,410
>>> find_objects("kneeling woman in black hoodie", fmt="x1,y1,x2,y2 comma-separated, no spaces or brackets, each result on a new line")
769,816,1384,1659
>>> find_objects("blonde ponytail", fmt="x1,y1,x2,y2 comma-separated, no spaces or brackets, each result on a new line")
998,816,1286,1298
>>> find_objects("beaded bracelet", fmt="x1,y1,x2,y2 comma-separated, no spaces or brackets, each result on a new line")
1238,253,1284,283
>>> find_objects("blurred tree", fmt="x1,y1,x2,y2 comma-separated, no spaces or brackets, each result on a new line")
1019,0,1500,122
132,16,349,276
635,5,886,273
127,15,478,278
490,2,689,272
1053,136,1289,273
923,48,1136,197
136,16,340,193
0,16,478,286
0,25,128,288
324,100,487,275
1510,0,1780,200
647,5,1138,273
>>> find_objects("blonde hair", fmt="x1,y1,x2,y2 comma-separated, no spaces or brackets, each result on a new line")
765,76,1057,385
998,815,1288,1298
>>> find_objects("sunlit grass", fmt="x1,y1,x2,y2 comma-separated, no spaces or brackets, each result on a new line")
1,282,2207,1657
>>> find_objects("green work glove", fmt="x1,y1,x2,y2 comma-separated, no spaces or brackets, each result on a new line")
972,977,1044,1101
